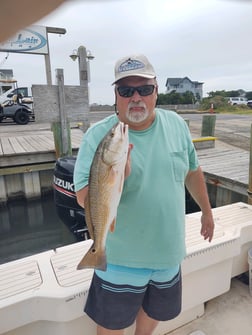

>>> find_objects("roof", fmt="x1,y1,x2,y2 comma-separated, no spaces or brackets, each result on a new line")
166,76,204,87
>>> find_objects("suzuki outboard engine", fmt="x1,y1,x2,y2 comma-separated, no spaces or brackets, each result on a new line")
53,156,89,241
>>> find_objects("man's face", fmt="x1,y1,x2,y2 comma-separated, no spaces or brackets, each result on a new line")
115,76,158,130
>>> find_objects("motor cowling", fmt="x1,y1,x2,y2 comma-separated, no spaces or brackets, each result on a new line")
53,156,89,241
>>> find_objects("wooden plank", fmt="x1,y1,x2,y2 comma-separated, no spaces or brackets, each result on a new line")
8,137,27,154
198,149,249,180
0,130,81,156
24,135,51,152
71,133,83,148
0,140,3,155
205,174,248,196
0,162,55,176
16,136,38,152
37,134,54,147
1,138,15,155
30,135,54,151
0,152,57,168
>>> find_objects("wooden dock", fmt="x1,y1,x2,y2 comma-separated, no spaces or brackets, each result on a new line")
0,127,83,203
0,127,83,168
0,125,250,206
196,143,249,206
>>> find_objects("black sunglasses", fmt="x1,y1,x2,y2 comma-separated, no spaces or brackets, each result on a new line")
117,85,156,98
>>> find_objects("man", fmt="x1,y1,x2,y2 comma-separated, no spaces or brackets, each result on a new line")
74,54,214,335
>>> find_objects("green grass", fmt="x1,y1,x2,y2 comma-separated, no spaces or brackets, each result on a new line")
201,106,252,115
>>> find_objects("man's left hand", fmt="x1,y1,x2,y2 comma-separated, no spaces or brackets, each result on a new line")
200,213,214,242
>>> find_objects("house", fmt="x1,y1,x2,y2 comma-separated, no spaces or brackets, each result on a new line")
0,69,15,95
165,77,203,100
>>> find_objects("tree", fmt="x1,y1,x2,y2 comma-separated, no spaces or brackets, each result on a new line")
156,93,168,105
246,91,252,100
207,89,248,98
181,91,195,104
226,90,242,97
207,90,226,98
200,95,228,110
157,90,197,105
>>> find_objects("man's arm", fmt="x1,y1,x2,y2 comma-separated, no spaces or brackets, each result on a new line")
185,166,214,242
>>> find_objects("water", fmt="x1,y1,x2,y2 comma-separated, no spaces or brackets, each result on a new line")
0,191,201,266
0,193,77,265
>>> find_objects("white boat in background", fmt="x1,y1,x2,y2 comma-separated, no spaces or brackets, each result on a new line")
1,202,252,335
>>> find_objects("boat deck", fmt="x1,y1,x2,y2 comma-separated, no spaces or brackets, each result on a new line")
169,277,252,335
1,202,252,335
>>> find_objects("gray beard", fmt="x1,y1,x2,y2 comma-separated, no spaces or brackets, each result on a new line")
126,109,148,123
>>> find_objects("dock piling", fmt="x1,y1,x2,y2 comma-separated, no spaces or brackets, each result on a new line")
201,115,216,137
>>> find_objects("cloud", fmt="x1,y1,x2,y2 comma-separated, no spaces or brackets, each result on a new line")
1,0,251,104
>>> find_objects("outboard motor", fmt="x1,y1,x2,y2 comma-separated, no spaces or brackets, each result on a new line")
53,156,89,241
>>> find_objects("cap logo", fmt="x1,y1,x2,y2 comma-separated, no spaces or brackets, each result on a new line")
118,58,145,73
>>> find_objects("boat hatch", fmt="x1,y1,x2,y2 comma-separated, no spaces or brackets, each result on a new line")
0,261,42,300
50,239,93,287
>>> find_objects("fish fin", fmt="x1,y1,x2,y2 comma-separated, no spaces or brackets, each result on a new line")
77,243,107,271
84,196,95,240
118,174,124,193
109,217,116,232
108,166,117,185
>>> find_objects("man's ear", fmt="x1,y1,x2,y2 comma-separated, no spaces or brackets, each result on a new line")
114,96,119,115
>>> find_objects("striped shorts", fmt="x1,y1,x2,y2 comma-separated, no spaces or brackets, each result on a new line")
84,264,182,330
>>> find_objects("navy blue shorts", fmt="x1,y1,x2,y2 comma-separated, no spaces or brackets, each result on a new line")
84,264,182,330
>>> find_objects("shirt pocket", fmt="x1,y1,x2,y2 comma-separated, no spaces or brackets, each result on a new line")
171,150,189,182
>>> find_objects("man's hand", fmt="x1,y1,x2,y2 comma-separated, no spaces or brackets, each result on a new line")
200,213,214,242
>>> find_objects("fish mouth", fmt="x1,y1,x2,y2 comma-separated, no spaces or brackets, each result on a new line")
102,122,128,165
119,121,128,135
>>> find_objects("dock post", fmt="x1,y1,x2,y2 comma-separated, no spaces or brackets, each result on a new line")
51,69,72,158
0,176,7,203
201,115,216,137
22,172,41,199
248,124,252,205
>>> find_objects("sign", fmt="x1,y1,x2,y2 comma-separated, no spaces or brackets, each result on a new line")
32,85,89,123
0,25,48,55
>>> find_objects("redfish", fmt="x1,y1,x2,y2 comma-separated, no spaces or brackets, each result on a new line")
77,121,129,271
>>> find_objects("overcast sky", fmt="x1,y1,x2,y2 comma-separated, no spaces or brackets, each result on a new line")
0,0,251,105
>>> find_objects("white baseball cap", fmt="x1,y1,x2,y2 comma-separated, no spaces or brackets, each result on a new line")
113,54,156,84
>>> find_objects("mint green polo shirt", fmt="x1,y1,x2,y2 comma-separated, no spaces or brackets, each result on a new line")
74,109,199,269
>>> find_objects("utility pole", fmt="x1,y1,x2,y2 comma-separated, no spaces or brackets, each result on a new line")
45,26,66,85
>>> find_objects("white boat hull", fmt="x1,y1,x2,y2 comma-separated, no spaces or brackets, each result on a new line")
1,202,252,335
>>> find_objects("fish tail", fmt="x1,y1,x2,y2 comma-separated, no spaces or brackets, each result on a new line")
77,244,107,271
